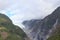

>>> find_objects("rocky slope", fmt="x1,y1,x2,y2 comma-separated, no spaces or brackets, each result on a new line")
0,13,27,40
22,7,60,40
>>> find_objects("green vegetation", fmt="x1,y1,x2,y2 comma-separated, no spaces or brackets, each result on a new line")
47,34,60,40
0,13,27,40
47,25,60,40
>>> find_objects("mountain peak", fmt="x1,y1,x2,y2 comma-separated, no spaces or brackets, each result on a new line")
0,13,27,40
22,7,60,40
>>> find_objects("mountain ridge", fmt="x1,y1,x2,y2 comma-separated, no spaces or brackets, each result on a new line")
22,7,60,40
0,13,28,40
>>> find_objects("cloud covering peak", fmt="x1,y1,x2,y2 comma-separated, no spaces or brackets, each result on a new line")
0,0,60,28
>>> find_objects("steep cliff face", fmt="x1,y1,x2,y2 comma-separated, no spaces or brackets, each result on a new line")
0,13,27,40
22,7,60,40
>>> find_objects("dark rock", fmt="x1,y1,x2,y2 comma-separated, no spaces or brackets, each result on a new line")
22,7,60,40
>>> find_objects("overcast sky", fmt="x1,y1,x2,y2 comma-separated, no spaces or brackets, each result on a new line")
0,0,60,28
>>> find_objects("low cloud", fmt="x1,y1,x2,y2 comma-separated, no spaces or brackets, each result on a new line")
0,0,60,28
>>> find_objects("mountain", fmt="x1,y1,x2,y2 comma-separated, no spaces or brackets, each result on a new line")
47,7,60,40
0,13,27,40
22,7,60,40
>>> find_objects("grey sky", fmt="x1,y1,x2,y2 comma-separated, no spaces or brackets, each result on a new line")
0,0,60,28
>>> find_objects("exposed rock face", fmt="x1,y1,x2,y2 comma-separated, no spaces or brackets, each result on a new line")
22,7,60,40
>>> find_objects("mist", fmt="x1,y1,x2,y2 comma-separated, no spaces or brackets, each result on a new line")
0,0,60,28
